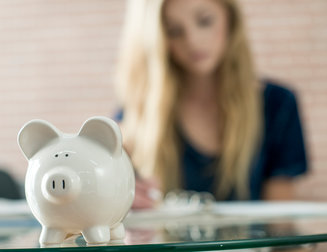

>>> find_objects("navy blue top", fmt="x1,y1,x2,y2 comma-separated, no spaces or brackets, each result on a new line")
115,81,308,200
181,81,308,200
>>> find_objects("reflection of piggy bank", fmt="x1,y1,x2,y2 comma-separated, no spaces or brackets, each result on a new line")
18,116,135,245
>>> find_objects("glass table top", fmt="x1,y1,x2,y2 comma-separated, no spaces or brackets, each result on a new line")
1,200,327,251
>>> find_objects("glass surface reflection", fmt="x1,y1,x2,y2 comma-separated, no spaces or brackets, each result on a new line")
2,200,327,250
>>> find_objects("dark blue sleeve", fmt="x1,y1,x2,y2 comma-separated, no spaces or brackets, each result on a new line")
266,90,308,178
113,109,124,122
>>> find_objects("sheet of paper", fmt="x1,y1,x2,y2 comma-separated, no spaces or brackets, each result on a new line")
127,201,327,225
0,199,31,217
213,201,327,217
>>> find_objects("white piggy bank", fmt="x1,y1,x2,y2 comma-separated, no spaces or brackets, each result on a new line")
18,116,135,245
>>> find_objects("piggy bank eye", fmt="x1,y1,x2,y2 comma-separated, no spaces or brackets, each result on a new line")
65,154,69,157
54,154,59,158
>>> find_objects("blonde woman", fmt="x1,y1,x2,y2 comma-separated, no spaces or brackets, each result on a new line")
115,0,307,208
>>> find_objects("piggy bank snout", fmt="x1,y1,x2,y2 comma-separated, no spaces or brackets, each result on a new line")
41,168,81,204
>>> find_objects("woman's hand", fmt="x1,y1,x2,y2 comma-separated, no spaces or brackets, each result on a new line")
132,176,162,209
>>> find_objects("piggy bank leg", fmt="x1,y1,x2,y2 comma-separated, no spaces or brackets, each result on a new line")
110,223,125,241
39,226,66,245
82,225,110,244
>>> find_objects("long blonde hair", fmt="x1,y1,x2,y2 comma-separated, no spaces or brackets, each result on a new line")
116,0,262,200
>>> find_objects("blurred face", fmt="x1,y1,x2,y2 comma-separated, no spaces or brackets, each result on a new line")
163,0,229,76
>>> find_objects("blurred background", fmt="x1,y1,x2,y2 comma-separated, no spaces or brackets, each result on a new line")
0,0,326,200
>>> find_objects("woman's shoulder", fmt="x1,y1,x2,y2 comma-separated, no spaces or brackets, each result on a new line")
262,79,297,104
261,79,299,116
260,79,304,144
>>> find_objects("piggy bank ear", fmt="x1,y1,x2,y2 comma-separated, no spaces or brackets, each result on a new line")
18,120,60,160
78,116,122,156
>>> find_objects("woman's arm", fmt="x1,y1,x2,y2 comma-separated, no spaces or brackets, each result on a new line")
261,84,308,201
262,177,294,200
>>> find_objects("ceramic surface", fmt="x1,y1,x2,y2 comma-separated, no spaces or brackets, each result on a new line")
18,116,135,245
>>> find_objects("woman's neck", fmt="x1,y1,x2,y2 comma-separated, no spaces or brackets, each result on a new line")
183,73,218,102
